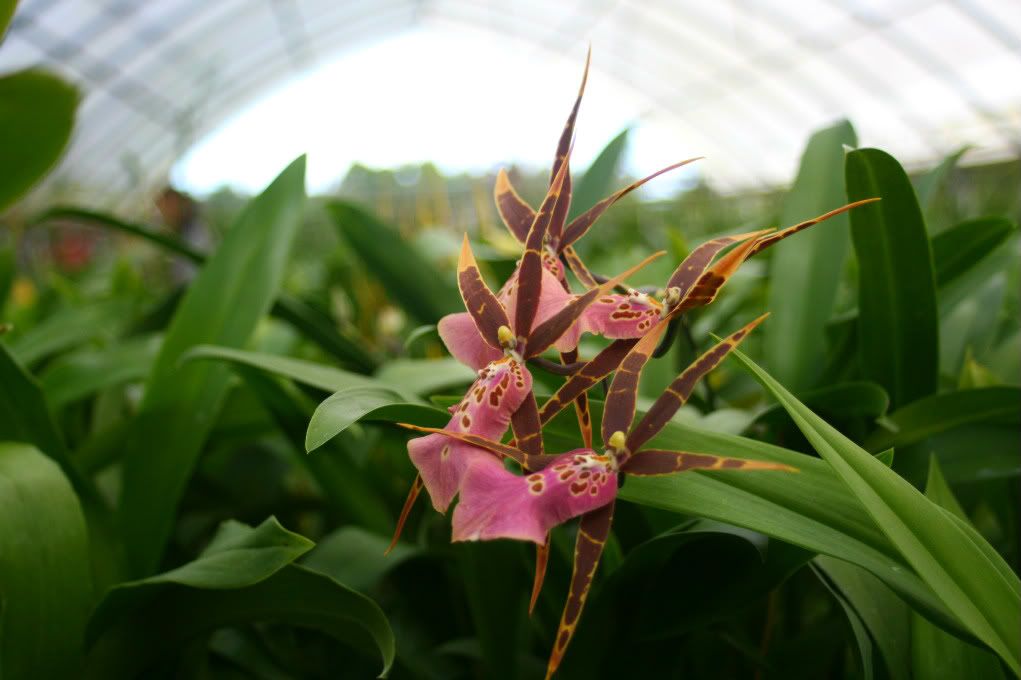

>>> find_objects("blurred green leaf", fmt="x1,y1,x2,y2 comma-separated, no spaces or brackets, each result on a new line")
36,207,378,372
0,442,92,679
0,1,16,41
374,357,475,395
813,555,911,680
4,299,130,367
932,217,1016,288
185,344,386,395
40,334,160,408
911,458,1006,679
846,147,939,408
916,146,968,227
0,247,13,312
733,346,1021,675
568,128,630,221
119,156,307,576
303,527,418,593
765,120,857,391
0,69,77,211
327,201,460,324
866,387,1020,452
85,518,395,678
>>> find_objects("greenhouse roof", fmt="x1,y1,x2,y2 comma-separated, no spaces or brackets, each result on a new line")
3,0,1020,214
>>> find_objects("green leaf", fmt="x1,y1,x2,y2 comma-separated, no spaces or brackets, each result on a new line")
0,1,16,41
184,344,386,395
911,458,1006,680
39,334,160,408
754,381,889,430
846,147,939,408
813,555,912,680
0,443,92,679
85,518,395,678
866,387,1020,452
732,346,1021,675
374,357,476,395
3,299,130,367
765,120,857,390
119,157,307,576
915,146,968,226
306,386,445,452
932,217,1016,288
34,207,379,372
327,201,459,324
0,69,78,211
568,128,630,221
302,527,418,593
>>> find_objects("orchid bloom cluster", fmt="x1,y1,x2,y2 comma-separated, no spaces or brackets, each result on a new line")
392,52,876,678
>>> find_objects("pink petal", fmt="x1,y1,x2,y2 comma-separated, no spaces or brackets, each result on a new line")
438,312,502,370
452,449,618,544
499,264,581,351
408,357,532,511
580,291,662,339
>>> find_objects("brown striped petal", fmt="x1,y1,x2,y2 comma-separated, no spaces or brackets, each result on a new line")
544,500,615,679
600,320,669,447
623,449,797,476
664,229,770,295
559,158,703,249
562,245,599,289
626,313,767,452
457,234,511,348
538,338,638,425
746,198,881,258
530,535,552,616
385,474,423,555
494,169,536,244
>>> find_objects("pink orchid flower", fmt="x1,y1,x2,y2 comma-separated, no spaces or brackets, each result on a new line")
401,313,796,679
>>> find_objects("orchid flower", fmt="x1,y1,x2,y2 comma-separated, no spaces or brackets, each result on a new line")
400,313,795,677
391,154,663,551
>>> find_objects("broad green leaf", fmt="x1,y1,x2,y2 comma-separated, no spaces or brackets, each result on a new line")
932,217,1016,288
119,157,306,576
911,458,1006,680
35,207,378,371
733,346,1021,675
866,387,1020,452
568,128,630,221
0,443,92,679
303,527,417,593
85,518,395,678
40,334,160,408
754,381,889,430
306,385,444,452
813,555,911,680
765,120,857,390
223,364,393,534
327,201,460,324
4,299,130,367
374,357,476,395
0,69,78,211
184,344,385,395
846,147,939,408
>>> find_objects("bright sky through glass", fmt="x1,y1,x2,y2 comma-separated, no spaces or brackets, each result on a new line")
172,29,700,197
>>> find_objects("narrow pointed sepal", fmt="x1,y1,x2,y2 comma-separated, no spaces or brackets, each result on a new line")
626,314,768,452
538,339,638,425
517,157,573,339
601,320,669,446
511,390,546,460
457,234,512,349
622,450,798,476
560,158,703,249
530,535,552,616
562,245,599,288
494,169,536,244
386,475,424,555
664,229,771,296
746,198,881,257
544,500,615,679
